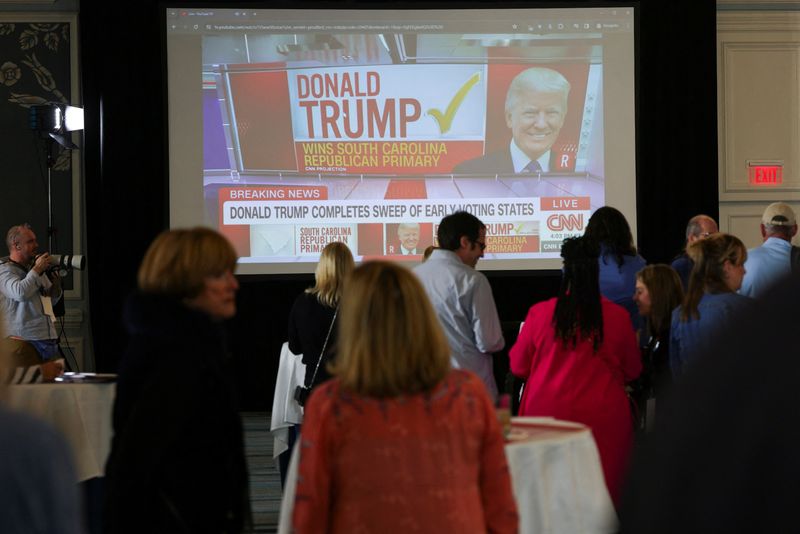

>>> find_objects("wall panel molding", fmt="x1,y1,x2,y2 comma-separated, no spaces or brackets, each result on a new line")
718,11,800,32
718,13,800,203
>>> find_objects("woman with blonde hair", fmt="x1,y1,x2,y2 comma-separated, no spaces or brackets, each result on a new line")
288,241,354,395
105,227,250,533
293,262,518,533
281,242,354,485
669,233,752,378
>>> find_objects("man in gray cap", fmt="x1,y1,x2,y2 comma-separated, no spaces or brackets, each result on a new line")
740,202,798,298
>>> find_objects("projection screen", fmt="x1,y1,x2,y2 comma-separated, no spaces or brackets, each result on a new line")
165,7,637,274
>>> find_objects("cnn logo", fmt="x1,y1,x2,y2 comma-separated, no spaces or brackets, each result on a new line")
547,213,584,232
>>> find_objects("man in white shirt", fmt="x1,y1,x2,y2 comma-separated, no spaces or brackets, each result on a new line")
414,211,504,401
740,202,798,298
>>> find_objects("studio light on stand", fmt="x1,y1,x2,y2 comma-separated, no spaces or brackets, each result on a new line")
29,103,84,252
28,103,85,372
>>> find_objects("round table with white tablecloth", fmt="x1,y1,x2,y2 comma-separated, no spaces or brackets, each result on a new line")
6,382,115,482
505,417,618,533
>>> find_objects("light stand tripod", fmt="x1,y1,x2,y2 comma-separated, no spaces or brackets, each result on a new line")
30,103,83,372
41,138,80,373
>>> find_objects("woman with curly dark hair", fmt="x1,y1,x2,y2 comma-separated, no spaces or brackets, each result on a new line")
509,236,641,503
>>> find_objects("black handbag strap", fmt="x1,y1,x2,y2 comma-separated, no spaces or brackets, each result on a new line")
307,308,338,389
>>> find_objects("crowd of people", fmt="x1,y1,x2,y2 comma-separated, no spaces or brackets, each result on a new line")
0,200,798,533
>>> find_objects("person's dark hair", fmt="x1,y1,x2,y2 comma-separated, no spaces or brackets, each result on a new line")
584,206,637,268
681,233,746,322
436,211,485,251
553,236,604,351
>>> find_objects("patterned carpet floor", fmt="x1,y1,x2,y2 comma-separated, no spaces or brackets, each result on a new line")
242,412,281,533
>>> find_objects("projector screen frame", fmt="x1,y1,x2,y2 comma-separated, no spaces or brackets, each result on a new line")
162,1,641,278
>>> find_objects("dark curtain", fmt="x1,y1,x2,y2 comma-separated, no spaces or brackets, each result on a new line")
80,0,717,409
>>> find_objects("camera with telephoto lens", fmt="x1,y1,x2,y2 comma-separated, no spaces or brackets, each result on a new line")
45,254,86,272
294,385,311,407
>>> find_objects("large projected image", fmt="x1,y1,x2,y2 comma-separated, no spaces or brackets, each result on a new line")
168,8,635,273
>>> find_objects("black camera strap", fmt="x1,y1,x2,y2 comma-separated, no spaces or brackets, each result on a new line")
307,307,338,390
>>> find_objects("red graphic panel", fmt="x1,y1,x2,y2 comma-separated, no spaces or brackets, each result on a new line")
357,223,384,256
384,180,427,200
228,70,296,170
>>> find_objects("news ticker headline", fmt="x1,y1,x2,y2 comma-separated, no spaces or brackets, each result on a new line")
223,198,538,225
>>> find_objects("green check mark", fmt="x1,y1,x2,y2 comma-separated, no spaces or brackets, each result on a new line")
427,72,481,135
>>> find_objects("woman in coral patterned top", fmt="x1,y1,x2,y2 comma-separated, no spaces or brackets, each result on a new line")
509,236,641,504
293,262,518,534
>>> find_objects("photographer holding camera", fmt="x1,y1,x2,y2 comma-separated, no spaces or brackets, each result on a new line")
0,223,64,379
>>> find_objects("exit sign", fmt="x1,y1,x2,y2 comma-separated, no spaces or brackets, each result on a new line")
748,164,783,186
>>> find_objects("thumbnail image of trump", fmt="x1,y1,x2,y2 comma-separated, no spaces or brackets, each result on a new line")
386,223,431,256
455,67,570,175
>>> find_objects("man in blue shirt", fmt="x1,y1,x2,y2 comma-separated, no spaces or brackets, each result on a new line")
740,202,798,299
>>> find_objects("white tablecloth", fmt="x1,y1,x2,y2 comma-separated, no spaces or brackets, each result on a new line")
278,416,617,534
506,417,617,533
6,383,115,482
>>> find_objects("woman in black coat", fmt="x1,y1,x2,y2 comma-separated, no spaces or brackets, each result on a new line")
280,241,354,485
287,241,354,391
105,228,250,534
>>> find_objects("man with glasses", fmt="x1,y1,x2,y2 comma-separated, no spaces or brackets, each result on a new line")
414,211,504,401
0,224,65,379
671,214,719,290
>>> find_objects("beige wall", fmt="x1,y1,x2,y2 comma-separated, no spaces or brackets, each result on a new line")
717,1,800,248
